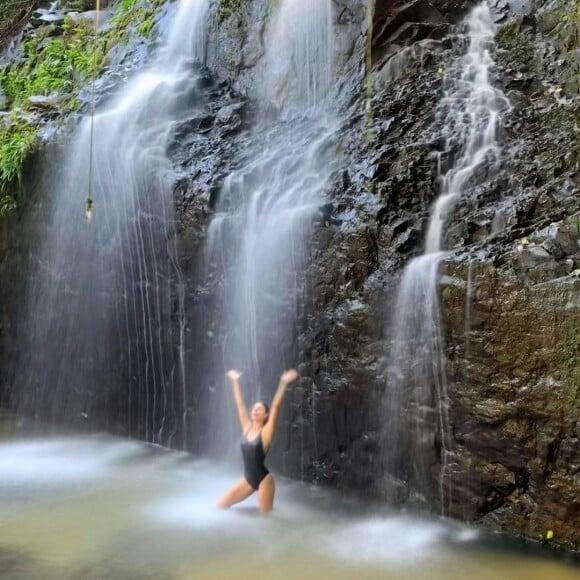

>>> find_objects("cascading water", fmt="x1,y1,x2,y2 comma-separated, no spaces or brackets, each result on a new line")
385,3,509,512
202,0,336,456
263,0,333,107
6,0,210,447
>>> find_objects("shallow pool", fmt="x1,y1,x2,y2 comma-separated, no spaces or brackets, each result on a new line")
0,436,577,580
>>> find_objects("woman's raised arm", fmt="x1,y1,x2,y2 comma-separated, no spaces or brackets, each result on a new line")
227,370,251,432
262,369,299,448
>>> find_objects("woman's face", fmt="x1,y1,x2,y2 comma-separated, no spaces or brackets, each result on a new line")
251,403,268,424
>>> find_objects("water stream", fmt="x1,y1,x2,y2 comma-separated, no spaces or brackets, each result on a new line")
6,0,210,447
201,0,336,456
263,0,333,107
385,3,510,512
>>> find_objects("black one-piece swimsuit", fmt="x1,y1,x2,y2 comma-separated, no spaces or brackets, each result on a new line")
241,431,269,490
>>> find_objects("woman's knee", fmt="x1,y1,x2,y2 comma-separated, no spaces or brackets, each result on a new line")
216,498,230,509
217,478,253,509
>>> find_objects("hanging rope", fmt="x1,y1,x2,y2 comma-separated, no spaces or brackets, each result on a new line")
86,0,101,222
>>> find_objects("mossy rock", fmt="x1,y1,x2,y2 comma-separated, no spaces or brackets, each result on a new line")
538,0,580,94
497,18,538,75
558,317,580,416
217,0,250,24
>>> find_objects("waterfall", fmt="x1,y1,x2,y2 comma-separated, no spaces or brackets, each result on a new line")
263,0,334,107
385,3,509,512
425,3,505,255
8,0,210,447
202,1,336,456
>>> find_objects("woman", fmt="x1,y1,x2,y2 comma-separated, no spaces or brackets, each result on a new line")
216,368,299,513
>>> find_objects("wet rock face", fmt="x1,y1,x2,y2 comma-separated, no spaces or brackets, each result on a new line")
442,261,579,547
243,0,580,550
205,0,369,102
0,0,579,552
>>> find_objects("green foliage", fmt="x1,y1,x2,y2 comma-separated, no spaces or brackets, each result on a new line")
0,123,37,185
1,0,166,110
119,0,141,10
109,0,165,44
137,15,156,37
111,0,143,28
0,14,98,212
0,22,100,110
0,118,38,217
0,0,166,217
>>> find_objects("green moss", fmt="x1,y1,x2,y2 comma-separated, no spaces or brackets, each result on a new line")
137,14,156,37
500,0,580,94
111,0,145,30
108,0,165,44
496,19,520,45
217,0,250,24
496,18,538,74
559,319,580,416
544,0,580,93
502,418,531,440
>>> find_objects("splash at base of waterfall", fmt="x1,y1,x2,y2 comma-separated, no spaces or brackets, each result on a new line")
0,436,577,580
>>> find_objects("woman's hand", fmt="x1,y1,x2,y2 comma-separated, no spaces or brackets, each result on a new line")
262,369,300,444
280,369,299,384
226,370,242,381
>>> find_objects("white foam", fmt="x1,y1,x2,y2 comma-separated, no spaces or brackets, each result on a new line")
324,517,446,567
0,437,141,488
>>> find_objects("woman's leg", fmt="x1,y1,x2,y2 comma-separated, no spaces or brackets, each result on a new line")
216,478,254,509
258,474,275,513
